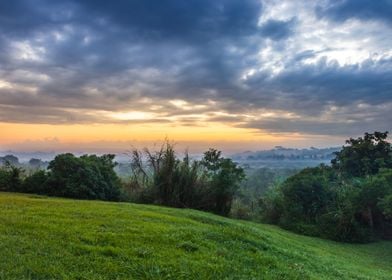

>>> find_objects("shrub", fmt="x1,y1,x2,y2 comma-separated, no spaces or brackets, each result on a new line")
379,194,392,219
200,149,245,216
21,170,49,194
230,199,253,220
45,153,122,201
280,166,335,226
259,131,392,242
129,143,244,216
0,162,22,191
258,184,284,224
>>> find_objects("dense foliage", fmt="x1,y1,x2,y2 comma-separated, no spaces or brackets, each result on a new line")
261,132,392,242
2,132,391,243
0,155,19,165
0,162,22,192
332,131,392,177
0,145,244,215
45,154,122,200
230,167,299,220
127,143,244,216
0,153,122,201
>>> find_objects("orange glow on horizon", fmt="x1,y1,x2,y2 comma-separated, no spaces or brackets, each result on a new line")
0,122,343,152
0,122,263,142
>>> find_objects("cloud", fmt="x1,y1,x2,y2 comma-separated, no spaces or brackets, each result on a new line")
79,0,262,40
244,57,392,108
0,0,391,138
260,18,296,40
318,0,392,24
239,102,392,136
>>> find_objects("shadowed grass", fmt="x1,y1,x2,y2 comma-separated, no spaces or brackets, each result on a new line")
0,192,391,279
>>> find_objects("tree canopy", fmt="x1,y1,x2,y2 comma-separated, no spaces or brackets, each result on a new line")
262,131,392,242
332,131,391,177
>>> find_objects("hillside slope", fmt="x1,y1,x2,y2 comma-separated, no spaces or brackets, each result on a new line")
0,193,391,280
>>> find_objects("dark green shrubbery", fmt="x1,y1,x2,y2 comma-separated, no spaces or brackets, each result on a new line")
231,167,299,221
332,131,392,177
0,162,22,191
1,144,244,214
3,131,390,243
261,132,392,242
20,170,49,194
45,154,122,201
0,153,123,201
128,142,244,216
379,194,392,219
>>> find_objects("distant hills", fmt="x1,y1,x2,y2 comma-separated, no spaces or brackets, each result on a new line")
230,146,341,169
232,146,340,161
0,151,57,163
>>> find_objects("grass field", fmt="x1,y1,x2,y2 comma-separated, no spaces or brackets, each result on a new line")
0,192,391,279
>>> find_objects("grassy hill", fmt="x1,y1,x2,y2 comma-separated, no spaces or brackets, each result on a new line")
0,193,391,280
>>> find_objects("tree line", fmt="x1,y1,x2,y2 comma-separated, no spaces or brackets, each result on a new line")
0,154,123,201
0,143,244,217
1,132,391,243
260,132,392,242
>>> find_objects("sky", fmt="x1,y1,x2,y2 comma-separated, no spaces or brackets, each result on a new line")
0,0,391,153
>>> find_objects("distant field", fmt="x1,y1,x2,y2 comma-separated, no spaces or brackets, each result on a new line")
0,192,391,279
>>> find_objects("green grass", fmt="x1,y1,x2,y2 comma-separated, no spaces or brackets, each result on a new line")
0,192,391,280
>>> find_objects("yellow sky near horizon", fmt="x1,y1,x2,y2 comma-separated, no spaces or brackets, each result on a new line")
0,122,344,152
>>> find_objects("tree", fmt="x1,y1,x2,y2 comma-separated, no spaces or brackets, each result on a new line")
319,183,368,242
332,131,391,177
279,166,335,231
379,194,392,220
129,145,245,216
21,170,49,194
0,155,19,166
260,132,392,242
29,158,43,168
0,162,22,191
129,142,200,207
357,170,392,229
46,153,122,201
201,149,245,216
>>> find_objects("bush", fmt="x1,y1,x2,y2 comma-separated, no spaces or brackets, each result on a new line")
258,184,284,224
129,143,244,216
379,194,392,219
259,131,392,242
129,144,204,207
0,163,22,191
21,170,49,194
199,149,245,215
45,153,122,201
280,166,335,226
0,154,124,202
230,199,253,220
318,184,373,243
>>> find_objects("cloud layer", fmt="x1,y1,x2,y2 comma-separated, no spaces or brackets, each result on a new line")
0,0,391,137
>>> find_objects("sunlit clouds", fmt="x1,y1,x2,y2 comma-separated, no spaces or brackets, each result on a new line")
0,0,391,152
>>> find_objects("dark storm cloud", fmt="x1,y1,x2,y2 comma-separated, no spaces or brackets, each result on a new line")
318,0,392,24
0,0,264,112
244,57,392,111
241,114,392,136
0,104,96,124
260,18,296,40
0,0,391,136
0,0,76,36
78,0,262,41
